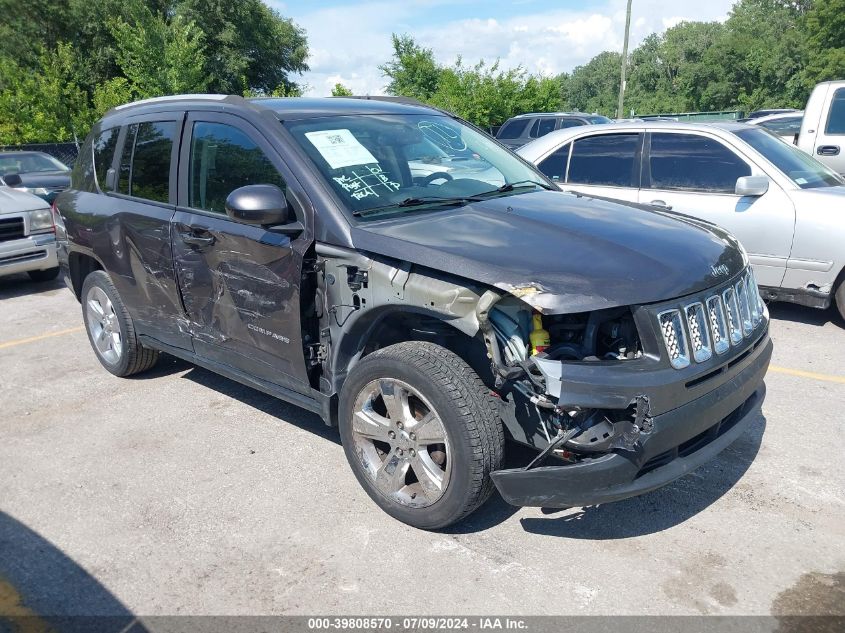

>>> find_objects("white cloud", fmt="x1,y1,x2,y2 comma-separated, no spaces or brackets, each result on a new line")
282,0,735,96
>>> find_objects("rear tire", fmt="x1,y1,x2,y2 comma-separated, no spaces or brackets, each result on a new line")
339,341,504,530
27,267,59,282
836,280,845,323
81,271,159,377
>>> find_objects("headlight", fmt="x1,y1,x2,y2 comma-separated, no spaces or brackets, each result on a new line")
28,208,54,233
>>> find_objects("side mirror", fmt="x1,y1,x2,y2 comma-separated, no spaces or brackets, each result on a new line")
3,173,22,187
735,175,769,197
225,184,290,225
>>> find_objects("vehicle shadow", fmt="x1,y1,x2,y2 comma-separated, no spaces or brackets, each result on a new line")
0,510,146,632
0,273,65,301
178,362,341,446
767,302,843,327
515,412,767,539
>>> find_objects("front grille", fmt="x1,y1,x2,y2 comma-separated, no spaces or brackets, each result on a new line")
0,216,24,242
658,268,765,369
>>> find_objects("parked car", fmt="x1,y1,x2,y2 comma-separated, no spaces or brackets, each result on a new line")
748,111,803,143
495,112,611,149
0,185,59,281
798,80,845,176
56,95,770,529
518,121,845,319
745,108,800,120
0,151,72,203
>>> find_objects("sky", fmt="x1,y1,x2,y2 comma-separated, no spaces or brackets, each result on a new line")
270,0,737,97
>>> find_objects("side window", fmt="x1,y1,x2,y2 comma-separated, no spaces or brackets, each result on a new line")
537,143,571,182
189,121,286,214
497,119,530,140
568,134,639,187
825,88,845,135
117,121,177,202
649,133,750,193
530,118,557,138
93,127,119,190
560,118,585,129
130,122,177,202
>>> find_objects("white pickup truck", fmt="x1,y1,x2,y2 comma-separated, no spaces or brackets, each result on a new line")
798,80,845,176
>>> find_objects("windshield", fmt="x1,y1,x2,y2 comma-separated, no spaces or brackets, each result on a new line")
735,128,844,189
0,153,70,176
284,114,549,219
585,115,612,124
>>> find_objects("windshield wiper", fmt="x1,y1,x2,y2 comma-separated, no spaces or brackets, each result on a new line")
351,195,484,217
491,179,555,193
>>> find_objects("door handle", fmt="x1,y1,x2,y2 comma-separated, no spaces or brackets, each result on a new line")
650,200,673,211
817,145,840,156
179,231,215,247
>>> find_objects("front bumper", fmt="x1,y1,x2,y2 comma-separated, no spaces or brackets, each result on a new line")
491,331,771,508
0,234,58,277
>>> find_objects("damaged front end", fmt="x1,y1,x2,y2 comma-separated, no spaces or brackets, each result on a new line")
481,269,771,508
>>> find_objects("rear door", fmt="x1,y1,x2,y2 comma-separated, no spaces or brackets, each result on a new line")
171,111,312,392
639,131,795,288
557,132,643,204
104,114,192,351
813,87,845,175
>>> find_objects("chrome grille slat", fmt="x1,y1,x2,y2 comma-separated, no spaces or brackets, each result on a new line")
658,309,690,369
736,278,753,337
684,302,712,363
706,295,730,355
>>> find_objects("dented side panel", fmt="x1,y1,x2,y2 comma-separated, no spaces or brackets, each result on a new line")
171,210,312,390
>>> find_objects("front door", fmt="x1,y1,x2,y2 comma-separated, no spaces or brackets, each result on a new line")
639,131,795,289
171,113,312,392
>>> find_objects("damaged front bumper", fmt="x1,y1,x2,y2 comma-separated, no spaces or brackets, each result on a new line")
491,329,771,508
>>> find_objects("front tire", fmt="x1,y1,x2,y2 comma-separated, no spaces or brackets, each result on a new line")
81,271,159,377
339,341,504,529
836,280,845,323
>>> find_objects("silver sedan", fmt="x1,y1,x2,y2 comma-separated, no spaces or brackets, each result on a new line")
517,121,845,320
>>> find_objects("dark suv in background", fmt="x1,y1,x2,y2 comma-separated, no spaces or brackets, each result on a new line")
56,95,770,529
496,112,611,149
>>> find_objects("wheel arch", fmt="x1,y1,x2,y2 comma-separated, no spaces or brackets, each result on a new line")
68,250,104,301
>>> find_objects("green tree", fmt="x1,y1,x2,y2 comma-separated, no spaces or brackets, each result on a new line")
177,0,309,94
567,51,623,116
380,34,442,100
109,7,208,98
800,0,845,87
331,83,355,97
0,44,93,144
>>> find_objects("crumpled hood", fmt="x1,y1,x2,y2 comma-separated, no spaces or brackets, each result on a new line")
0,186,50,214
350,190,746,313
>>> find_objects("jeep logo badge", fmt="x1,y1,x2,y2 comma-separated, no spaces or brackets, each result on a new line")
710,264,730,278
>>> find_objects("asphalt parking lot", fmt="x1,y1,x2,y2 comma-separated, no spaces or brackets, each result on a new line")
1,272,843,619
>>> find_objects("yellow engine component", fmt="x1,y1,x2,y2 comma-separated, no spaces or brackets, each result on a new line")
529,313,550,355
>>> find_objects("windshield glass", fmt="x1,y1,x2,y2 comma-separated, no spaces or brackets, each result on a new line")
284,114,549,219
734,128,844,189
585,115,612,124
0,153,70,176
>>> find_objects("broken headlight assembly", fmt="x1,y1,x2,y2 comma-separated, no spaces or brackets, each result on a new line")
489,299,648,460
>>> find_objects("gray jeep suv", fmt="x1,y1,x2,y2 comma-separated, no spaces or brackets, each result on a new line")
55,95,770,529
